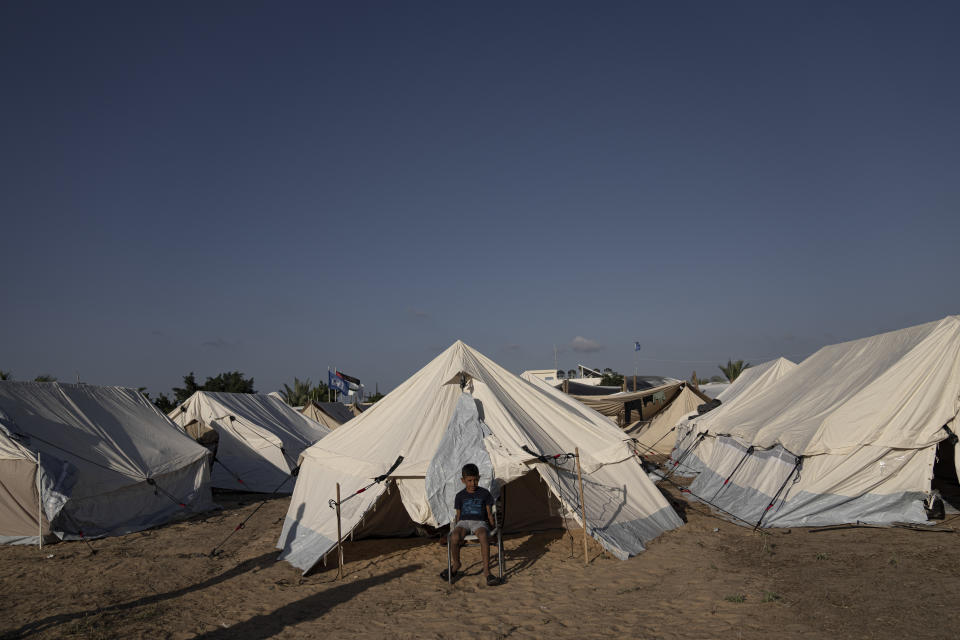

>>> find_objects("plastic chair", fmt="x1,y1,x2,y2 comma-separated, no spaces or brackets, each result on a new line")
446,497,505,585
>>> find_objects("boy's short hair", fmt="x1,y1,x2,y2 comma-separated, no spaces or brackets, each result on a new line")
461,463,480,478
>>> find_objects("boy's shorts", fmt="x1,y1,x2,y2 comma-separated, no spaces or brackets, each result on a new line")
453,520,489,534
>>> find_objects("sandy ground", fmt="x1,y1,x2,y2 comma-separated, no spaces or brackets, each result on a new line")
2,485,959,640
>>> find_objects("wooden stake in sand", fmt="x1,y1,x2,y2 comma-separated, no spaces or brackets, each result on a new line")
335,482,344,580
575,447,589,565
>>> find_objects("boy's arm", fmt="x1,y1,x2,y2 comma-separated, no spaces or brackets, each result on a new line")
453,508,460,524
486,504,494,527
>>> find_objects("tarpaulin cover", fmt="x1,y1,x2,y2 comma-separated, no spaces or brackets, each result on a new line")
425,393,495,526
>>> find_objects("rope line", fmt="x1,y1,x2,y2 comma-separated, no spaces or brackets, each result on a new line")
327,456,405,510
710,446,755,502
662,432,706,481
754,456,804,530
212,457,248,488
208,469,300,557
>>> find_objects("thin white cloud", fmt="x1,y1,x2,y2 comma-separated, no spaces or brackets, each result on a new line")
570,336,604,353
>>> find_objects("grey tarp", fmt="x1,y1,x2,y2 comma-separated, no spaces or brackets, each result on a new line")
425,393,495,526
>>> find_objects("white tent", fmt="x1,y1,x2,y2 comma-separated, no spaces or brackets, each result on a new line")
679,317,960,528
170,392,330,493
627,384,711,456
0,382,214,544
276,341,683,572
301,401,356,430
715,357,797,405
672,357,798,477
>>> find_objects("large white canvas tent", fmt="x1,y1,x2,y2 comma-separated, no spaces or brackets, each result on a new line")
277,341,683,573
627,383,711,456
170,392,330,493
677,317,960,528
672,357,798,477
715,357,797,405
0,382,215,545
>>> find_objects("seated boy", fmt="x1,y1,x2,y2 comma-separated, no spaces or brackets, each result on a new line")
441,463,498,586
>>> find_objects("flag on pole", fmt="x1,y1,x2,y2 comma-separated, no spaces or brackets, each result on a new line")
336,370,361,386
328,370,349,394
634,342,642,351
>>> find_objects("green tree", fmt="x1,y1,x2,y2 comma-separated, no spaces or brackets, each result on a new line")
600,370,625,386
718,360,751,383
139,387,176,413
0,370,11,380
152,393,176,413
203,371,256,394
33,375,57,382
567,369,577,379
171,371,255,405
279,377,329,406
366,392,385,403
172,372,204,405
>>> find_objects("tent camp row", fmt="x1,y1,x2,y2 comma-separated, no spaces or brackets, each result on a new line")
670,316,960,528
6,317,957,568
0,385,335,545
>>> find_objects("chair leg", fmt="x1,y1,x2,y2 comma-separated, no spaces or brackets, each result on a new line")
497,527,504,581
447,530,452,584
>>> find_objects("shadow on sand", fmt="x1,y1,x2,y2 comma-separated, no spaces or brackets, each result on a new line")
499,530,564,580
2,552,279,639
193,564,421,639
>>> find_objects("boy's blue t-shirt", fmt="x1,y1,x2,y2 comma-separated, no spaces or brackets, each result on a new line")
454,487,493,522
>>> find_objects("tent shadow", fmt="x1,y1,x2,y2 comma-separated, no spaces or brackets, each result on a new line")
659,487,689,522
192,564,421,639
1,552,279,639
498,530,565,580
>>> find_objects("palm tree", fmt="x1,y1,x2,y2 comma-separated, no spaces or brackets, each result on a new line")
718,360,750,383
280,377,329,406
0,370,11,380
33,375,57,382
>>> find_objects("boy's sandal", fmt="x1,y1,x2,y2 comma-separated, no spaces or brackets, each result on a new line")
486,574,500,586
439,568,460,582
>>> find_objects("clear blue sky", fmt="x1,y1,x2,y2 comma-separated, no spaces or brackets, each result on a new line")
2,1,957,395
